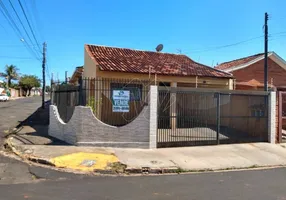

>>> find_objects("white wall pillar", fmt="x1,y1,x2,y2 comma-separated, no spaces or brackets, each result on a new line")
149,85,158,149
170,82,177,129
229,79,234,90
268,91,276,143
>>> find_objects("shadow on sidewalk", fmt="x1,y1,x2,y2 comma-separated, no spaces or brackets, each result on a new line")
12,100,69,146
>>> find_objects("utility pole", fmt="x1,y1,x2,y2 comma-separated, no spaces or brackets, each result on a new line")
56,72,59,83
42,42,47,109
51,72,54,85
65,71,68,83
264,12,269,91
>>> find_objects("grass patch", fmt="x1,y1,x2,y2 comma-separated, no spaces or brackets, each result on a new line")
108,162,127,173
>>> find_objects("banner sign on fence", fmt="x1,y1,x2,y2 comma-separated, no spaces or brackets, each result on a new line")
112,90,130,112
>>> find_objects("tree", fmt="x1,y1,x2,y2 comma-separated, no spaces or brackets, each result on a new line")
10,82,20,89
19,75,41,96
0,65,19,87
0,80,6,88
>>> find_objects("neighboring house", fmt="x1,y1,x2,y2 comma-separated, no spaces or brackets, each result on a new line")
69,66,83,84
215,52,286,90
9,88,19,98
0,80,4,94
215,52,286,142
30,87,42,96
81,44,234,88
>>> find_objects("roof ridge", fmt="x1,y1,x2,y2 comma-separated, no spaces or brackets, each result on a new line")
217,52,265,66
85,44,185,56
217,51,276,67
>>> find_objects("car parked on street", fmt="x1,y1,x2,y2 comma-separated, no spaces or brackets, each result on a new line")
0,94,9,102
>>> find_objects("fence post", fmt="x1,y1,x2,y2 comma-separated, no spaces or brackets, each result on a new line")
78,76,83,106
149,85,158,149
216,93,220,145
268,91,276,143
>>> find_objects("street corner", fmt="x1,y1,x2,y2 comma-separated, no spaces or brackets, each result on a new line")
49,152,120,172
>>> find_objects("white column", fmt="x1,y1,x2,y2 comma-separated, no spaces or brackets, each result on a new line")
229,79,234,90
170,82,177,129
149,85,158,149
268,91,276,143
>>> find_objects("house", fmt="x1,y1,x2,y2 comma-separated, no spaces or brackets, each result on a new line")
81,44,234,89
215,52,286,90
68,44,235,128
69,66,83,84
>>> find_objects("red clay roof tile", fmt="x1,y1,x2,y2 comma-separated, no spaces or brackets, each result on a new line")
85,45,232,78
215,53,264,71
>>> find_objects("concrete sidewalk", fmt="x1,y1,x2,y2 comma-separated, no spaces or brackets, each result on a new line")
6,136,286,174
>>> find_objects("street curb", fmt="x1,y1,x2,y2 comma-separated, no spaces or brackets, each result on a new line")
5,137,55,167
5,137,183,175
5,138,286,175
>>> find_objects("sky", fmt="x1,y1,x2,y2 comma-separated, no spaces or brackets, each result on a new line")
0,0,286,83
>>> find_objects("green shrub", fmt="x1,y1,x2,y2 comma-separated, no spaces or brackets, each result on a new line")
86,98,102,114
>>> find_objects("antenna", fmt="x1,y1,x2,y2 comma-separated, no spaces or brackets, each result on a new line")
156,44,163,52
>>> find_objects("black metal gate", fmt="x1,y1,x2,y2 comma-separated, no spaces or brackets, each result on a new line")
157,87,269,148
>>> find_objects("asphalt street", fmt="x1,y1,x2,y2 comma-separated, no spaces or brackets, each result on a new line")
0,96,80,185
0,167,286,200
0,96,43,142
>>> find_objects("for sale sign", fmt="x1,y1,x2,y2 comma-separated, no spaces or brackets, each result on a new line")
112,90,130,112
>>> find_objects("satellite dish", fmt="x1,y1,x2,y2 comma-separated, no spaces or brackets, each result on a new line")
156,44,163,52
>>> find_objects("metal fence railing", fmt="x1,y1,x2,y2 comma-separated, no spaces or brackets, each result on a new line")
51,77,151,125
157,87,269,148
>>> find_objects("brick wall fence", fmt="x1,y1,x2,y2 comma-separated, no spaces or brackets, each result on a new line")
49,86,158,149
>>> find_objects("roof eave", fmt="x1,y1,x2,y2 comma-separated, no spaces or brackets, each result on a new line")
221,52,286,73
98,68,232,78
223,54,267,73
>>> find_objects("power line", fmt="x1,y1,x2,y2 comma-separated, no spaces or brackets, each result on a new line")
184,31,286,55
31,0,44,41
269,34,286,42
24,0,44,42
269,31,286,37
17,0,42,53
0,22,8,33
0,1,22,38
0,0,40,60
7,0,41,58
187,35,264,54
